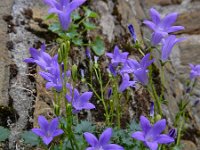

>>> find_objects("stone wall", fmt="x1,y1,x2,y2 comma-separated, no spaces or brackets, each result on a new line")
0,0,199,149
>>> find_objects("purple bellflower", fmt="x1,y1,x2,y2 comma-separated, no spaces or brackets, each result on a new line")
44,0,86,31
119,73,136,93
24,44,52,71
150,102,154,117
106,46,129,66
32,116,64,145
66,83,95,113
132,116,174,150
161,35,185,61
121,53,154,85
84,128,124,150
39,55,63,92
143,8,184,45
128,24,137,43
168,128,177,139
189,64,200,79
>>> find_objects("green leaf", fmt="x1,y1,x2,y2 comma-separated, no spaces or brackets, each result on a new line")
72,38,83,46
48,22,61,32
66,29,79,39
84,7,98,18
0,126,10,142
74,121,95,134
44,14,57,20
83,21,96,30
21,131,40,146
71,12,81,21
91,37,105,56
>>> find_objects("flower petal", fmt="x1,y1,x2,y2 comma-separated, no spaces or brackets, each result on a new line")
49,117,59,133
150,8,161,24
99,128,112,145
151,31,167,45
84,132,98,147
131,131,145,141
58,12,71,31
42,136,53,145
143,20,156,31
161,12,178,29
167,26,185,33
32,128,45,137
140,116,151,134
145,141,158,150
155,134,174,144
103,144,124,150
38,115,49,132
79,92,93,103
52,129,64,137
149,119,166,137
68,0,86,12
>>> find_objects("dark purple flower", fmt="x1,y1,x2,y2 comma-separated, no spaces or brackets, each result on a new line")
106,46,129,66
161,35,185,61
168,128,177,139
39,55,63,92
150,102,154,117
32,115,64,145
119,73,136,93
128,24,137,42
132,116,174,150
66,83,95,112
143,8,184,45
44,0,86,31
84,128,124,150
24,44,52,71
189,64,200,79
108,64,118,76
86,47,91,60
107,88,112,99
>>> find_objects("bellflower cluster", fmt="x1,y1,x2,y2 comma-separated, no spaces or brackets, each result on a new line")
84,128,124,150
189,64,200,80
144,8,185,61
132,116,174,150
44,0,86,31
66,83,95,113
121,53,154,85
32,116,64,145
24,44,63,92
24,44,52,71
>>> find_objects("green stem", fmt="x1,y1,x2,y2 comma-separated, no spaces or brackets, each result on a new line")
176,114,185,146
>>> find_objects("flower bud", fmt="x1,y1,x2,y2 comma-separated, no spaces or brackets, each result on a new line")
168,128,177,139
72,64,78,82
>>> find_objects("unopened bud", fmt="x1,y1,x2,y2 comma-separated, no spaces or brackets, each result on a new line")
72,64,78,82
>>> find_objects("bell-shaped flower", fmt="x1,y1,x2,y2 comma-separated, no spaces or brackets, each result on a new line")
24,44,52,71
66,83,95,113
161,35,185,61
44,0,86,31
32,116,64,145
143,8,184,45
119,73,136,93
189,64,200,79
39,55,63,92
84,128,124,150
132,116,174,150
106,46,129,66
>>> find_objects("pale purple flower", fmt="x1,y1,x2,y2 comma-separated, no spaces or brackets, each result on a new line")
106,46,129,66
161,35,185,61
132,116,174,150
86,47,91,60
84,128,124,150
143,8,184,45
119,73,136,93
189,64,200,79
128,24,137,42
39,55,63,92
24,44,52,71
44,0,86,31
150,102,154,117
66,83,95,112
32,116,64,145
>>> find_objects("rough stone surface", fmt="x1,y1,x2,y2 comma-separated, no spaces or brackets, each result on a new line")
0,0,13,107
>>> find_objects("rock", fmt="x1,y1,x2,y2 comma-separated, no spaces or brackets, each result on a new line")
141,0,182,7
176,8,200,34
0,0,13,107
181,140,197,150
